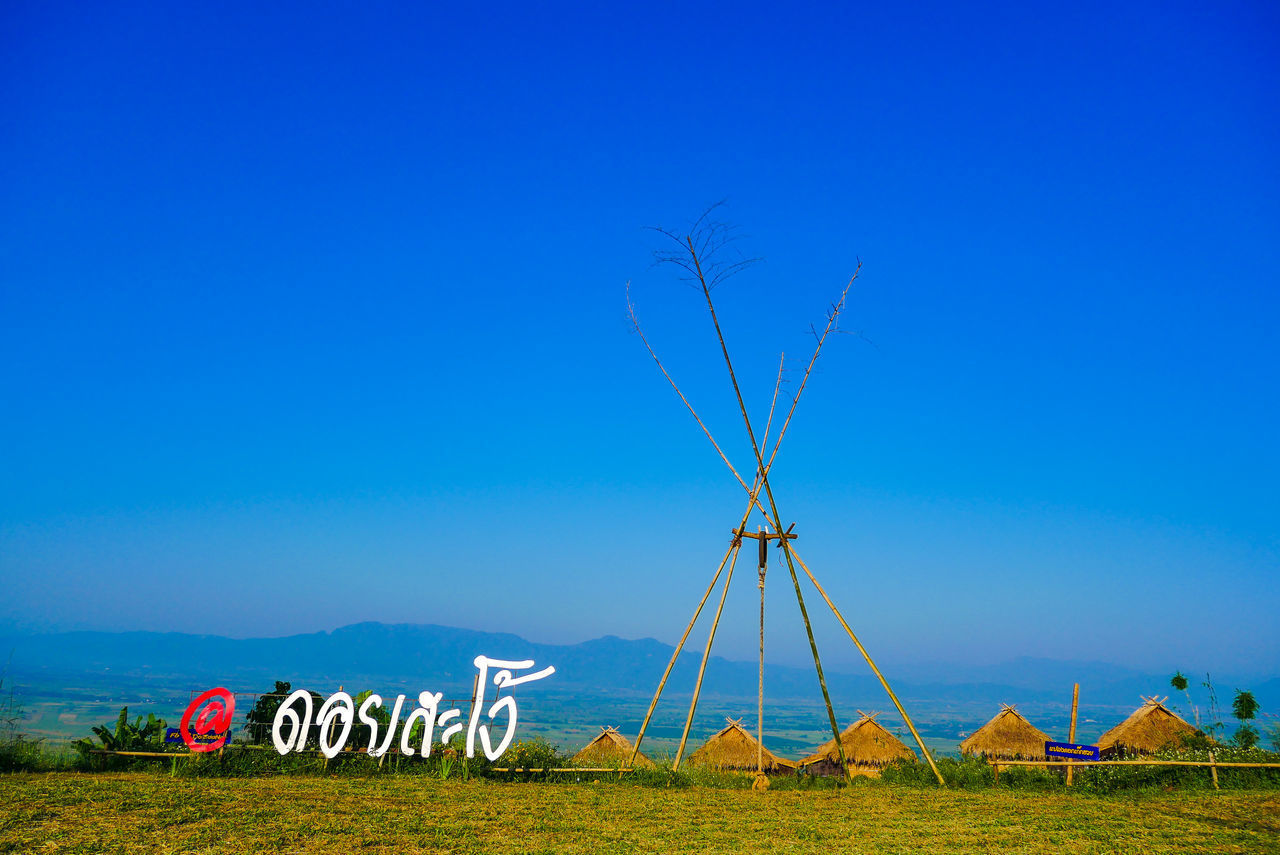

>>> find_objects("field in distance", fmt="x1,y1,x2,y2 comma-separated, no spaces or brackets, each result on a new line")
2,773,1277,854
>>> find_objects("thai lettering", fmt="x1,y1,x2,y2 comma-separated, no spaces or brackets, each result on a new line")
268,655,554,761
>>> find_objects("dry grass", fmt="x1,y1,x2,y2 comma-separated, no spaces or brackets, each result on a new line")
2,773,1278,854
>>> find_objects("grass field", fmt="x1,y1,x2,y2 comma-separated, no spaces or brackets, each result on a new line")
2,773,1277,854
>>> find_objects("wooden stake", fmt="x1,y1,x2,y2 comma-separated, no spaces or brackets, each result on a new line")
789,547,946,787
1210,751,1219,790
673,541,741,769
1066,682,1079,787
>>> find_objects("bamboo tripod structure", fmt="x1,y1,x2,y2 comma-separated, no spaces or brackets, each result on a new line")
625,217,946,786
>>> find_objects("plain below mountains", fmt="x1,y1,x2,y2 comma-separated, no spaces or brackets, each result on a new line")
5,621,1272,713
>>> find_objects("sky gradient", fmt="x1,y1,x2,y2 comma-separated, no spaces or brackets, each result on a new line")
2,1,1277,676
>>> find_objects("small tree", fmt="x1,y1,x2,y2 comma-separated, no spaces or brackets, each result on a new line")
1232,690,1260,748
245,681,292,745
1170,671,1200,728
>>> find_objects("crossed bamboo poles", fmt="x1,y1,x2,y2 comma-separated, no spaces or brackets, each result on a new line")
624,232,946,787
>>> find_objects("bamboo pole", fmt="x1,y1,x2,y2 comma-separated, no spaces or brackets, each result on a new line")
491,767,635,773
628,472,770,767
673,541,741,769
788,547,946,786
779,542,851,781
991,759,1280,768
687,244,851,780
1210,752,1219,789
626,283,751,494
757,555,766,776
1066,682,1079,786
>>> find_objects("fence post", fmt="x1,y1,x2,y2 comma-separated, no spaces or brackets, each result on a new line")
1066,683,1079,787
1209,752,1219,790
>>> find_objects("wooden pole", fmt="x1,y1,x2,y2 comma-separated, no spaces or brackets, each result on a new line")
673,541,741,769
687,250,851,780
788,547,946,787
1210,751,1219,790
1066,682,1079,786
629,488,764,767
756,578,764,777
779,542,851,781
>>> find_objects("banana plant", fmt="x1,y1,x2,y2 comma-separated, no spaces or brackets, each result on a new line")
73,707,168,755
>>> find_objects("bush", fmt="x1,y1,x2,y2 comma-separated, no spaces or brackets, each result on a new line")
881,756,996,789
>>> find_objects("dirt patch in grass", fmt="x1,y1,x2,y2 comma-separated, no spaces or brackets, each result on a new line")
1,773,1277,854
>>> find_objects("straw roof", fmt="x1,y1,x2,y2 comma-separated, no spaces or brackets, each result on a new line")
571,727,655,769
799,712,917,770
687,718,795,772
1097,697,1200,756
960,704,1051,760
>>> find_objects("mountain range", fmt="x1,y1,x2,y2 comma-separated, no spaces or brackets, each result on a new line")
6,621,1275,712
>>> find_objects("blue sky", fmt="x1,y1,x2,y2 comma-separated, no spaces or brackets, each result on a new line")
2,1,1277,676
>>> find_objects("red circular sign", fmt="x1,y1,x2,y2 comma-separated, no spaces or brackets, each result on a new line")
179,687,235,752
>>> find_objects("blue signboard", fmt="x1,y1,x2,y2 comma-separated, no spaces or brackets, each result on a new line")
164,727,227,746
1045,741,1100,761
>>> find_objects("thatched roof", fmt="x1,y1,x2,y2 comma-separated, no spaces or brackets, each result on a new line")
571,727,655,769
799,712,916,769
687,718,795,772
1097,697,1200,756
960,704,1051,760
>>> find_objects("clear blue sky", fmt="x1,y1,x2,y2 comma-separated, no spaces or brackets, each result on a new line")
2,1,1277,676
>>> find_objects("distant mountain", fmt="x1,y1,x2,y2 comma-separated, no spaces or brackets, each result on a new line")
4,621,1275,712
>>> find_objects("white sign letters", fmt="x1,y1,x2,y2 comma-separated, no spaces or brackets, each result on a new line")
270,655,555,761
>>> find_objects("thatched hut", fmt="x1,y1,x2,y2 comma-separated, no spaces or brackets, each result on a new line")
1097,697,1201,758
570,727,655,769
799,712,916,777
960,704,1051,761
687,718,795,773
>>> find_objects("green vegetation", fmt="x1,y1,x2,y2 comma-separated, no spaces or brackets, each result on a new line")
1,773,1276,854
0,667,47,773
70,707,167,758
1234,690,1261,748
